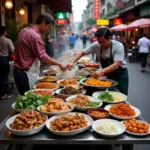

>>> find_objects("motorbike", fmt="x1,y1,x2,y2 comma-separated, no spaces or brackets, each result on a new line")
127,41,139,62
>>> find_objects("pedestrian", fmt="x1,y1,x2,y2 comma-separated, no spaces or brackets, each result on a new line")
57,32,66,53
0,26,15,99
82,34,87,48
69,33,76,49
13,13,67,95
138,33,150,72
45,32,54,58
68,27,128,95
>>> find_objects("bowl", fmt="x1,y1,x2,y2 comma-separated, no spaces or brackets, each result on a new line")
88,108,109,120
6,113,48,136
46,112,93,136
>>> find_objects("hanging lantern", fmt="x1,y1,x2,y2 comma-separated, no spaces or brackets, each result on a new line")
19,8,25,15
5,0,13,9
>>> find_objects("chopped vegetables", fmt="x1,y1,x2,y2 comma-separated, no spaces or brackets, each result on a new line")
98,91,114,102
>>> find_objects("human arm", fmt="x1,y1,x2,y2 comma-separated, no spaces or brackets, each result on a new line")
67,42,98,70
92,42,124,78
8,39,15,53
31,36,67,71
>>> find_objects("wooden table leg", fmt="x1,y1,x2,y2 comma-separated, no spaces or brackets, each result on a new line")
122,144,134,150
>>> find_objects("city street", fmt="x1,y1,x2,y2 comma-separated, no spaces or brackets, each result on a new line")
0,39,150,150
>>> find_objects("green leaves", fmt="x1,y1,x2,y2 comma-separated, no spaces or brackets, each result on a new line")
14,92,50,110
98,91,114,102
88,101,100,107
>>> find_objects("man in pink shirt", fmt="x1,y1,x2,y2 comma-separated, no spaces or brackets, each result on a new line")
14,13,67,95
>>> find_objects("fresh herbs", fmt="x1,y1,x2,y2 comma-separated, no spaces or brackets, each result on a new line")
98,91,114,102
88,101,100,107
14,92,50,110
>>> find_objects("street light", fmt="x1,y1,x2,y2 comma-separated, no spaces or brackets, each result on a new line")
19,8,25,15
5,0,13,9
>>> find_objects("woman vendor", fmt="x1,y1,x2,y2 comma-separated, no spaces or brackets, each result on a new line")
68,27,128,95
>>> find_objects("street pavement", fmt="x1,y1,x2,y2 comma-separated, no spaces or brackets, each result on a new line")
0,39,150,150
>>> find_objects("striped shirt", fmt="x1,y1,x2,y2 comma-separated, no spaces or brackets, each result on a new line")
84,40,127,68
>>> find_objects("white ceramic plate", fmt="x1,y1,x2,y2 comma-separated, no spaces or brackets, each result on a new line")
25,89,55,96
46,112,93,136
11,102,25,113
66,95,103,111
80,78,118,90
92,91,127,104
55,88,86,97
92,119,126,137
57,79,79,87
39,76,58,82
37,102,74,116
6,113,48,136
33,83,59,91
104,104,141,120
121,120,150,136
43,69,57,75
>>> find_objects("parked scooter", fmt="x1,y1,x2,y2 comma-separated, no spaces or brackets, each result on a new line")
127,41,139,62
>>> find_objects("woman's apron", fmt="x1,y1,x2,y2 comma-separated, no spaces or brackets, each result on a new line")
100,42,129,95
26,58,40,89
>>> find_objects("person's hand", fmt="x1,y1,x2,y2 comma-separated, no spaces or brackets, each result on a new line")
67,63,74,70
92,70,105,78
59,63,67,71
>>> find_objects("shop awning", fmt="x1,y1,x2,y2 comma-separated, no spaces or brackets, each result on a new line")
37,0,72,13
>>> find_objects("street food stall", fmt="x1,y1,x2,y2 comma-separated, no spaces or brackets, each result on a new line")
0,50,150,150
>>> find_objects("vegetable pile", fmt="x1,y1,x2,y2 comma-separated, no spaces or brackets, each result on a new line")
98,91,114,102
14,92,50,110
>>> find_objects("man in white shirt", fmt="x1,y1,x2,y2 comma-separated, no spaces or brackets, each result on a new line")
138,33,150,72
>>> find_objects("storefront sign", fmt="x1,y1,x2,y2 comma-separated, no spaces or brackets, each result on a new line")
96,19,109,25
94,0,100,20
56,12,66,19
140,5,150,17
56,19,67,25
114,18,123,25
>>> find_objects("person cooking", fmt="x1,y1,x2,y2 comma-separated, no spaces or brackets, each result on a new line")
68,27,128,95
14,13,67,95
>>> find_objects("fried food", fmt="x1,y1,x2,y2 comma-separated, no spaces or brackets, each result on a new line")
35,82,57,89
40,76,58,82
10,110,46,130
123,119,149,134
69,95,89,107
50,113,87,131
84,78,112,87
40,101,72,112
59,79,78,86
109,103,136,117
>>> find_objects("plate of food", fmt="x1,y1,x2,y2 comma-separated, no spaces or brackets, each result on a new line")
39,76,58,82
46,112,93,136
66,95,103,111
55,86,86,97
77,57,94,64
33,82,59,90
92,119,125,137
25,89,55,97
80,78,118,89
6,110,48,136
104,103,141,120
43,69,58,76
122,118,150,136
92,91,127,104
78,63,100,69
12,92,50,112
57,78,79,87
37,100,74,116
76,67,97,78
